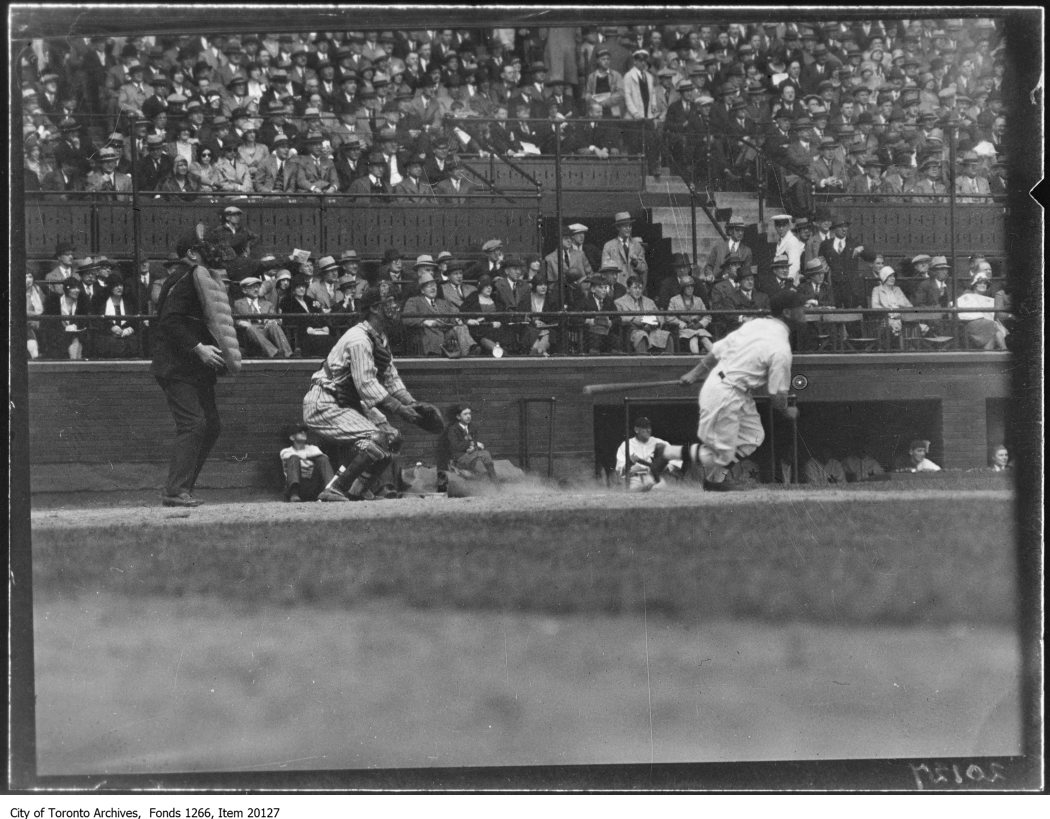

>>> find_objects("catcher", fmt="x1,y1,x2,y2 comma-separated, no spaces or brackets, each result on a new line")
303,285,445,502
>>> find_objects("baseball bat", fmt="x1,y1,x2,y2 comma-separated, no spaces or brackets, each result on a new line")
582,379,684,396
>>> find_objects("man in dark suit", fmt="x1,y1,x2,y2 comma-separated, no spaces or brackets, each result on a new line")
492,255,530,353
572,272,621,354
332,137,366,191
818,218,866,308
150,231,237,507
433,160,477,202
41,155,87,199
758,253,797,300
135,134,174,191
347,153,391,202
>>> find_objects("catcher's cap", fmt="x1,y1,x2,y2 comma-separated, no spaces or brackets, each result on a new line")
358,284,392,313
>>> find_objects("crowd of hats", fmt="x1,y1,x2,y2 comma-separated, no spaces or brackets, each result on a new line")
21,19,1005,175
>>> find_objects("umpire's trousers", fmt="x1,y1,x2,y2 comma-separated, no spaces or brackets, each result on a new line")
156,376,221,496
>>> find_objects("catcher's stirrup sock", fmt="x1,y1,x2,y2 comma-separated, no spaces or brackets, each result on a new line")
324,466,352,497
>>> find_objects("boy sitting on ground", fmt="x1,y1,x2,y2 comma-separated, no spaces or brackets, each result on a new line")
279,425,337,502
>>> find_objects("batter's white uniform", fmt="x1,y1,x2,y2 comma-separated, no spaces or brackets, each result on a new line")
697,316,793,466
303,321,409,443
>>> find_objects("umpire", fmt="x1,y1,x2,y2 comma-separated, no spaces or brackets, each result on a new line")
150,228,240,507
303,285,444,502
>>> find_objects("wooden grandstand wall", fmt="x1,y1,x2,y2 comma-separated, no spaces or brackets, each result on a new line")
24,199,542,259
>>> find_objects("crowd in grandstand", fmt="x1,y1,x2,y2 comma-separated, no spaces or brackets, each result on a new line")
20,19,1007,202
26,201,1013,361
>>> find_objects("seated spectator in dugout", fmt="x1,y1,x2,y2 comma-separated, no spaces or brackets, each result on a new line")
279,425,337,502
614,417,681,493
843,443,887,482
234,276,294,358
898,439,941,473
444,404,500,484
615,275,669,354
990,444,1011,472
803,448,848,485
665,275,714,355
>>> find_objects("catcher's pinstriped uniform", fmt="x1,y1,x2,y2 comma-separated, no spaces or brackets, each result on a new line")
303,320,411,442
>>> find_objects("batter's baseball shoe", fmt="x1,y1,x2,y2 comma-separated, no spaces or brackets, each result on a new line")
162,492,202,507
318,488,350,502
650,443,669,480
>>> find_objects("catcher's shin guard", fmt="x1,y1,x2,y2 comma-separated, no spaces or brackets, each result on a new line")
324,436,392,500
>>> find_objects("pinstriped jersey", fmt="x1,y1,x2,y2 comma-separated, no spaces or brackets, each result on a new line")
310,320,407,412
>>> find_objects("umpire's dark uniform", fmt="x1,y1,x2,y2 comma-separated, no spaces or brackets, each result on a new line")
150,261,221,502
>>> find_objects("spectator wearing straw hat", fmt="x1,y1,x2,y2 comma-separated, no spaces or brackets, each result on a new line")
307,255,342,314
234,276,293,359
912,255,951,309
86,146,132,200
601,211,649,288
906,156,948,200
401,267,474,357
797,256,835,308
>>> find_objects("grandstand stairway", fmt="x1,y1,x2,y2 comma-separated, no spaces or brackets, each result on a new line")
646,170,786,264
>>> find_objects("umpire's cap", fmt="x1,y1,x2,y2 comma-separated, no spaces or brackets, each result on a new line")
770,289,804,315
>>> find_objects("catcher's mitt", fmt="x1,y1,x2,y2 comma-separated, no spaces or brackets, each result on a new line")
411,402,445,434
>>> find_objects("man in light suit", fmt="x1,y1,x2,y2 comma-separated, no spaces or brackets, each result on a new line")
293,135,340,193
401,269,474,356
233,276,293,358
622,49,660,177
600,211,648,288
544,222,593,295
306,255,341,317
86,147,133,201
703,217,753,281
438,261,476,309
254,134,295,193
433,160,477,202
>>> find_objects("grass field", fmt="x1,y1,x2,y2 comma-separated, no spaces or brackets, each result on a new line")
34,594,1021,775
28,482,1021,777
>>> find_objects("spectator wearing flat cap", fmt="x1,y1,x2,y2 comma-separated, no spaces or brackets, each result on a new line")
584,47,626,118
